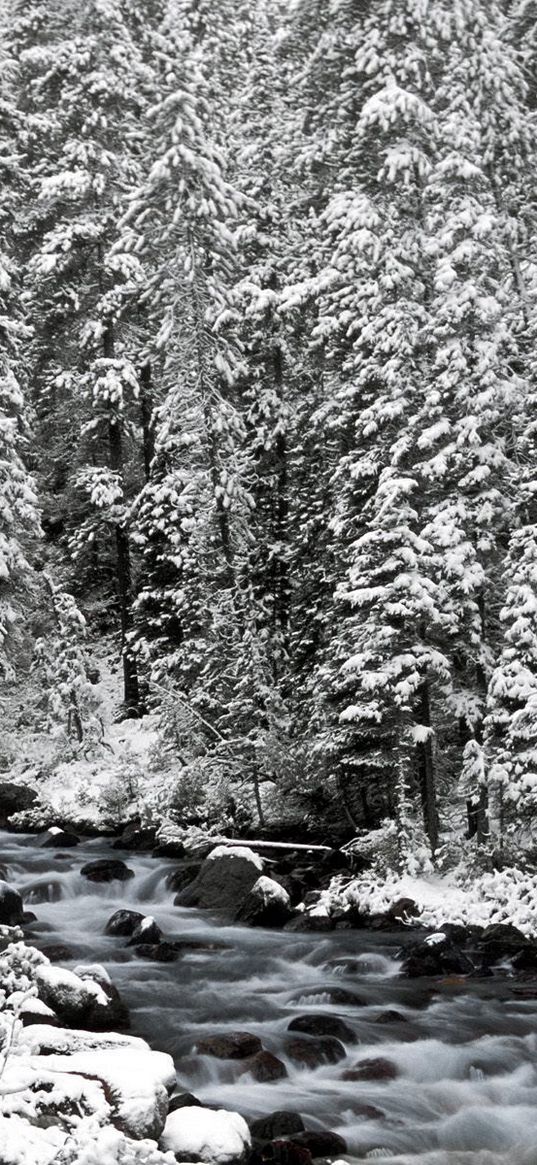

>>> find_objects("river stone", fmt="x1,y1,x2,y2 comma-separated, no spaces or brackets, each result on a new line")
0,781,37,825
80,859,134,883
342,1056,398,1082
250,1113,305,1142
238,1050,288,1082
127,916,162,946
161,1105,251,1163
39,943,74,962
284,912,334,933
175,846,264,914
196,1031,262,1060
169,1092,205,1113
287,1014,356,1043
400,934,474,978
24,879,63,905
105,909,145,937
235,876,293,927
37,827,80,848
374,1009,408,1025
113,822,156,851
285,1035,346,1068
132,942,177,962
289,1131,348,1158
167,862,203,895
0,880,24,925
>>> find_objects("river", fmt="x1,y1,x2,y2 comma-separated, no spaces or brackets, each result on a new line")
3,830,537,1163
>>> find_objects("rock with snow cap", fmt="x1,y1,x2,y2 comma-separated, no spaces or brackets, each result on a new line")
127,915,163,946
235,876,294,927
37,826,80,848
160,1105,251,1163
175,846,264,914
36,962,129,1030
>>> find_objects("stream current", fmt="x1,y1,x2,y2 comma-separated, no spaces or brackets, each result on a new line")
2,830,537,1164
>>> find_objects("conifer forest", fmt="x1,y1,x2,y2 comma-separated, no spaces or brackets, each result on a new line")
2,0,537,888
6,5,537,1164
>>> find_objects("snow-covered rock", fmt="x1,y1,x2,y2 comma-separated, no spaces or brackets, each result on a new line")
235,875,293,927
35,962,129,1030
175,846,264,914
160,1106,251,1164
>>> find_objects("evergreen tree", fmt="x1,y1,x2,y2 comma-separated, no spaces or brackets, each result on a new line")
0,37,40,678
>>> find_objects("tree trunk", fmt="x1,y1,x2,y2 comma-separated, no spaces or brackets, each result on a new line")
104,326,139,709
139,361,155,481
416,678,439,853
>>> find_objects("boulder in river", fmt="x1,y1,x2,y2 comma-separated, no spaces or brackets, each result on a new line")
113,821,156,851
250,1113,305,1143
161,1105,252,1163
105,909,145,937
168,862,203,895
127,915,162,946
169,1092,205,1113
175,845,264,914
238,1050,288,1082
37,827,80,848
287,1013,356,1043
196,1031,263,1059
399,932,475,978
235,876,294,928
0,781,37,825
0,880,24,925
80,859,134,883
285,1035,346,1068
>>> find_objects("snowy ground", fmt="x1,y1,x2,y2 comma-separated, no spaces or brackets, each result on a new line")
326,866,537,938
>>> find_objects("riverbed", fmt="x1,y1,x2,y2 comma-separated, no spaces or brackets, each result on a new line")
3,830,537,1162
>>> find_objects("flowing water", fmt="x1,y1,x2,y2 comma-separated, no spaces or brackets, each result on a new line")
2,831,537,1164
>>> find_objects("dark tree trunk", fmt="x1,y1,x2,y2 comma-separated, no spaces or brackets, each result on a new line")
104,326,139,709
416,678,439,853
139,361,155,481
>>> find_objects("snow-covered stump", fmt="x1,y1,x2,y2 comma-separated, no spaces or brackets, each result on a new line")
160,1106,251,1164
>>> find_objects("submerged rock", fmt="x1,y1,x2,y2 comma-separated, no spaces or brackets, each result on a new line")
80,859,134,883
161,1105,251,1163
285,1035,346,1068
196,1031,263,1059
287,1013,356,1043
341,1056,398,1082
238,1050,288,1082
